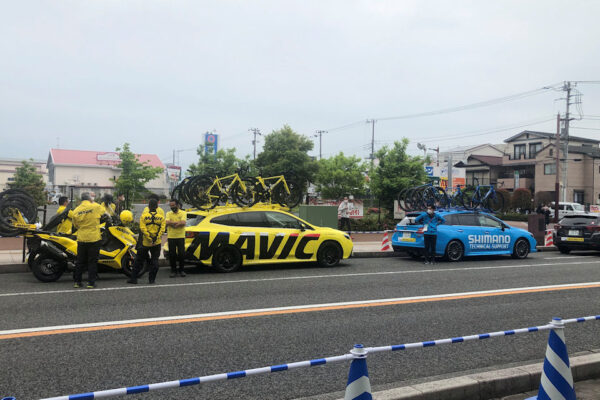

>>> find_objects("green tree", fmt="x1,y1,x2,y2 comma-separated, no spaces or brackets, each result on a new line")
255,125,318,187
512,188,533,212
112,143,164,209
315,152,367,199
370,139,428,210
9,159,46,206
187,146,243,177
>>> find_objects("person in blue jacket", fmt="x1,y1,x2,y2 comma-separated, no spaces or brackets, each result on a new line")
415,205,446,265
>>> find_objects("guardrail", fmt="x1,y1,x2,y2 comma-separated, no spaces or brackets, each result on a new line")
3,315,598,400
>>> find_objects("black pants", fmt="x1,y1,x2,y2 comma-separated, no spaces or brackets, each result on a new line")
340,217,351,234
168,238,185,272
423,234,437,262
131,245,161,283
74,241,101,285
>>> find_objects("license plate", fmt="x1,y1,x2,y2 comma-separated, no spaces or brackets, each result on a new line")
568,230,580,236
402,232,412,239
400,238,416,242
566,237,584,242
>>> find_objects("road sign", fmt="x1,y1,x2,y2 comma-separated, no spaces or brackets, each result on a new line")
205,133,218,155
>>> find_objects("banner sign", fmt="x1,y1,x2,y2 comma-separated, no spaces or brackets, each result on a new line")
309,199,364,219
425,166,434,176
204,133,218,155
167,166,181,182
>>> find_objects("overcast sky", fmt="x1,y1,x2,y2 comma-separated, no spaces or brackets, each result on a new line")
1,0,599,171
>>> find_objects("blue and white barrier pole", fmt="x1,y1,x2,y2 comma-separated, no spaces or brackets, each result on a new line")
35,314,598,400
536,317,576,400
344,344,372,400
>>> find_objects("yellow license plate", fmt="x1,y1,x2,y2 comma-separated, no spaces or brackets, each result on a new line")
400,238,416,242
566,237,584,242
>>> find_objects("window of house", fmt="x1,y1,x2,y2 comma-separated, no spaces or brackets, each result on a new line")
574,191,585,204
529,143,542,158
544,163,556,175
514,144,526,159
549,149,554,157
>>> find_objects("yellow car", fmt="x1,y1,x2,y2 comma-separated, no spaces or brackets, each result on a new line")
166,207,353,272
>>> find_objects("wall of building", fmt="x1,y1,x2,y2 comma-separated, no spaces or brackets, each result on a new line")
0,159,48,190
50,164,169,196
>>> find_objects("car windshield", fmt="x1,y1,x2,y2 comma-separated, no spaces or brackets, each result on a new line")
559,216,598,225
186,215,205,227
398,214,421,226
572,204,585,211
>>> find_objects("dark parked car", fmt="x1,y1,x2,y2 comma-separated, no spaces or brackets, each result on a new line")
554,214,600,254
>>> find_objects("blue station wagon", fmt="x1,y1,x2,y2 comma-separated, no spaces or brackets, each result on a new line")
392,211,537,261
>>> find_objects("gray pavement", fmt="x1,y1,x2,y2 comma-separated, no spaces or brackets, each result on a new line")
1,253,599,399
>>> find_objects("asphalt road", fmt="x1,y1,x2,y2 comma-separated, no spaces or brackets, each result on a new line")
1,252,600,399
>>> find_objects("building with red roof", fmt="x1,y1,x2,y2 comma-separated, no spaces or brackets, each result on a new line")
47,149,167,197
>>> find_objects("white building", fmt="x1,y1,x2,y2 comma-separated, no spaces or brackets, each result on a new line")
0,158,48,191
47,149,168,198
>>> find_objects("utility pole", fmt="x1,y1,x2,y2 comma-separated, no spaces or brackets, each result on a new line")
448,153,453,192
366,119,376,166
561,81,574,202
314,130,327,159
249,128,261,160
555,113,561,222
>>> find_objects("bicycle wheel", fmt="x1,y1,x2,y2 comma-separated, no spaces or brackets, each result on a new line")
432,186,449,209
274,180,303,208
451,191,465,208
397,188,410,212
187,176,215,210
470,189,484,210
484,191,504,213
232,178,256,207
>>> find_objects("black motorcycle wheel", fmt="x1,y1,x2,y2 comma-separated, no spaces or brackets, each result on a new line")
121,252,146,278
30,252,66,282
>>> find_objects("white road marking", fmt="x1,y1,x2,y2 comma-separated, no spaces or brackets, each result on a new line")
2,281,599,336
1,260,599,298
543,256,596,260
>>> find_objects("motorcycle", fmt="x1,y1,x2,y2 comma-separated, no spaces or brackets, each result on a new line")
26,207,145,282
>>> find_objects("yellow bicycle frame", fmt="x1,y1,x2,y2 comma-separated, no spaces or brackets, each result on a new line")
206,173,248,203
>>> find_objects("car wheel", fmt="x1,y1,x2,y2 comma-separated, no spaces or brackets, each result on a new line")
212,245,242,273
512,238,530,259
317,241,342,267
557,246,571,254
445,240,464,262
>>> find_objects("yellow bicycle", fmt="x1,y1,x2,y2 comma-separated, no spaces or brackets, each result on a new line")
244,174,303,208
203,173,251,210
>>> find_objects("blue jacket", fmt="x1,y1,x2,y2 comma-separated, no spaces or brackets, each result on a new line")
415,212,446,235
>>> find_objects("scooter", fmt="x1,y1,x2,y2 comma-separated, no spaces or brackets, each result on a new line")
26,208,144,282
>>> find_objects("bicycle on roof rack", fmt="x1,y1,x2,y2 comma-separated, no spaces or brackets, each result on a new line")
242,171,303,209
464,178,505,212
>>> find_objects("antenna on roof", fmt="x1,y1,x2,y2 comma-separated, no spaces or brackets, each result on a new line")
56,137,60,149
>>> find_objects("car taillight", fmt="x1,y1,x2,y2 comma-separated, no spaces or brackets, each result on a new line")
586,225,600,232
416,227,424,234
185,231,197,238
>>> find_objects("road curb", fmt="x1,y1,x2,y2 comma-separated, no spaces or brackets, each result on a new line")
366,350,600,400
0,260,172,274
352,251,399,258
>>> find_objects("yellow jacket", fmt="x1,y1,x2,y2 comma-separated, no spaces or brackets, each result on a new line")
166,210,187,239
72,201,105,243
143,206,165,216
139,210,166,247
56,205,74,235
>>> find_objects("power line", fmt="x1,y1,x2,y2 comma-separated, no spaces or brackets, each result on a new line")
401,116,556,144
571,126,600,131
374,84,560,121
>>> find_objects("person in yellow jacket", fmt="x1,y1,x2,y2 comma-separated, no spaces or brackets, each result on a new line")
56,196,74,235
143,193,165,216
71,192,108,289
128,199,165,284
100,194,117,218
166,199,187,278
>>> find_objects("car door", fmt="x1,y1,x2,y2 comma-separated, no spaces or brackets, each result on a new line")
264,211,320,262
455,213,482,256
476,214,511,254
